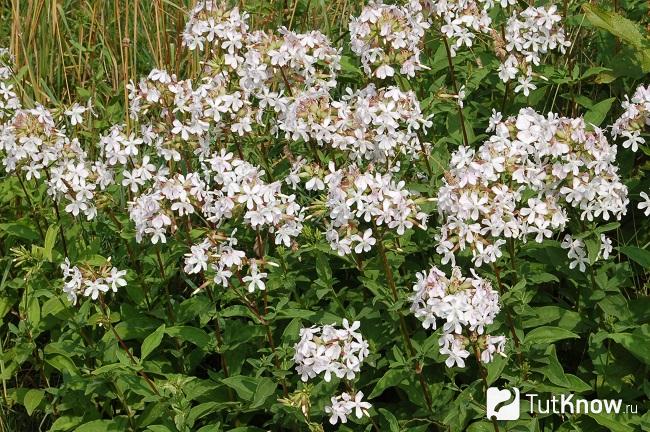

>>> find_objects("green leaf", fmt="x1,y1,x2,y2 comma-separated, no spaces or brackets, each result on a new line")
165,326,210,349
585,237,601,265
584,97,615,127
188,402,224,424
50,416,83,431
75,418,129,432
228,428,265,432
141,324,165,361
595,222,620,234
27,296,41,328
606,329,650,365
523,306,583,330
467,421,498,432
485,353,507,386
146,426,175,432
539,345,569,388
249,377,277,409
369,368,410,399
45,354,79,376
315,252,332,285
524,326,579,347
378,408,400,432
43,225,59,261
221,376,258,401
582,5,645,46
41,296,65,318
23,389,44,415
582,4,650,72
618,246,650,268
112,317,160,340
0,222,40,241
586,413,635,432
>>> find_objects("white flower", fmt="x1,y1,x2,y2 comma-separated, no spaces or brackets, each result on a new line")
106,267,127,292
375,64,394,79
325,394,350,425
515,76,536,96
600,234,612,260
305,176,325,191
620,130,644,152
184,243,209,274
351,229,376,253
349,2,429,79
325,391,372,425
242,262,267,292
612,84,649,145
65,103,86,126
349,391,372,419
172,119,192,140
83,278,110,300
569,253,588,272
65,199,88,217
638,192,650,216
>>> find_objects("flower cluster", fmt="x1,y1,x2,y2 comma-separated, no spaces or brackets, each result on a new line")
127,71,245,142
239,27,341,98
410,266,505,367
349,1,430,79
560,234,612,272
181,0,249,66
183,231,275,293
127,170,205,244
278,84,432,162
324,391,372,425
612,84,650,152
177,151,302,291
305,163,427,255
1,103,115,220
129,149,302,243
0,48,20,118
436,108,628,267
60,258,127,304
294,320,372,424
153,12,343,140
294,319,369,382
201,151,304,244
423,0,495,56
498,6,570,95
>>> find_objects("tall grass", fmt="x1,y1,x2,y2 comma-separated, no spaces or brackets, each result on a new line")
3,0,354,115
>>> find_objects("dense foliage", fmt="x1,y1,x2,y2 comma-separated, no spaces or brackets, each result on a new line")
0,1,649,431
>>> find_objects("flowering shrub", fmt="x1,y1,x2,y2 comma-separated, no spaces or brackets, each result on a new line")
1,1,649,432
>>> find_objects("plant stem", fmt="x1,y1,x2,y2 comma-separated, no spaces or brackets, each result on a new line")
474,345,500,432
442,37,469,147
155,247,176,323
43,169,69,257
491,264,524,369
233,271,289,397
16,175,44,240
205,285,236,403
99,296,160,396
376,236,433,412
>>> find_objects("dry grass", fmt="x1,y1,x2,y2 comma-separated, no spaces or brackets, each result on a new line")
4,0,355,113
